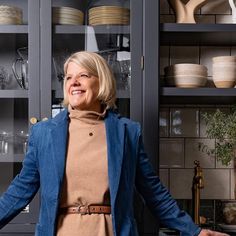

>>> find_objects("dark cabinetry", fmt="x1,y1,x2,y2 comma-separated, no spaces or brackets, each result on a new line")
0,0,161,235
0,1,40,235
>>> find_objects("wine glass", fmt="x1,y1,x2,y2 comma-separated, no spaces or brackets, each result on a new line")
119,59,131,90
15,130,29,154
52,51,70,88
0,131,13,154
106,52,123,90
0,67,10,90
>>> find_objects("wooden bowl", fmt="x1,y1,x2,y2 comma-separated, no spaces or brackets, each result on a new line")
88,6,130,25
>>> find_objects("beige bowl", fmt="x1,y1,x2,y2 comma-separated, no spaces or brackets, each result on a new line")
164,63,208,77
212,56,236,63
0,5,23,25
212,63,236,88
165,75,207,87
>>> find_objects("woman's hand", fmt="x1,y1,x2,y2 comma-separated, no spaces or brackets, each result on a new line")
199,229,230,236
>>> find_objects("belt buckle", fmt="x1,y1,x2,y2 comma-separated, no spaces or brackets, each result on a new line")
78,205,90,215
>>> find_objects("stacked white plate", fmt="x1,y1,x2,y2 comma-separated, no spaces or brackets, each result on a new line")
164,63,208,87
0,5,23,25
88,6,130,26
52,6,84,25
212,56,236,88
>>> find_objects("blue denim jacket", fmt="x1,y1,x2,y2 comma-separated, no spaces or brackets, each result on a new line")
0,109,201,236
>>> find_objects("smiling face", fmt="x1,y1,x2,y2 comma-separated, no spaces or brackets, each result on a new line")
65,61,101,112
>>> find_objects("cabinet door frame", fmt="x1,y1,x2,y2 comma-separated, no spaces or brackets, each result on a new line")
130,0,143,124
28,0,40,122
40,0,52,119
143,0,159,169
142,0,160,235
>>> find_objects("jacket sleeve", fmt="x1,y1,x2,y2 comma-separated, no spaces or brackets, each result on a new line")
135,129,201,236
0,125,40,228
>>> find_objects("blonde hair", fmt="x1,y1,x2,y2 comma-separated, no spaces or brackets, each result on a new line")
63,51,116,109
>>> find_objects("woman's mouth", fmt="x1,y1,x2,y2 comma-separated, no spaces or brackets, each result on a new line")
71,89,85,95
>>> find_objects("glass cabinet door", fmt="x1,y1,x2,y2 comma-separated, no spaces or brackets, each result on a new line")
0,0,40,234
40,0,142,123
40,0,143,235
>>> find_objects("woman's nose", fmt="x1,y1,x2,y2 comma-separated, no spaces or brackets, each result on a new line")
71,76,81,85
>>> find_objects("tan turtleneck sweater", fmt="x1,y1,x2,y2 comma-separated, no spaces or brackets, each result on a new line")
56,107,113,236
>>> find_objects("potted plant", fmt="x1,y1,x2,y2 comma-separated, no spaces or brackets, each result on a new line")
199,107,236,166
199,107,236,226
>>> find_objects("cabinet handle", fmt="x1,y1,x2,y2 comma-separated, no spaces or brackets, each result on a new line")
30,117,38,124
42,117,48,121
141,56,144,70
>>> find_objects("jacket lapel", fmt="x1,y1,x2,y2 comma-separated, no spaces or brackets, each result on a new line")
105,111,125,207
50,109,69,185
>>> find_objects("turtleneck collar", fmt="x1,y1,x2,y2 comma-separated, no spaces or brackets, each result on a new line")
68,105,106,125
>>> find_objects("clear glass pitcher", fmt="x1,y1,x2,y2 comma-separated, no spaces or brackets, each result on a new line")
12,47,28,90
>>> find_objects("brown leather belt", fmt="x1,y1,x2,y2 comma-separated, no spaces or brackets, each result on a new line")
59,205,111,215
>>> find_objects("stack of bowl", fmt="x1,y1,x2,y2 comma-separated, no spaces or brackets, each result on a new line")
0,5,23,25
164,63,208,87
212,56,236,88
52,6,84,25
88,6,130,26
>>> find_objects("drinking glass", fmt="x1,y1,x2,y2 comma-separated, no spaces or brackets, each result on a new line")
0,67,10,90
15,130,29,154
119,59,131,90
105,52,124,90
0,131,13,154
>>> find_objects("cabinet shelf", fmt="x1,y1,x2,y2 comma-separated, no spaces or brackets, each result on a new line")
0,25,28,34
160,23,236,46
54,25,86,34
161,87,236,104
0,90,28,98
0,154,24,162
54,25,130,34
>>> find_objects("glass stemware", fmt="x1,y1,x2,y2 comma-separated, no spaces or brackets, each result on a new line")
0,131,13,155
119,59,131,90
52,51,70,89
0,67,10,90
15,130,29,154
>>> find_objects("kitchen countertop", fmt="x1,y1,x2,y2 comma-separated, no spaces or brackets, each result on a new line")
159,225,236,235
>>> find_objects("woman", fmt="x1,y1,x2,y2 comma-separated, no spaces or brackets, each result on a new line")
0,51,229,236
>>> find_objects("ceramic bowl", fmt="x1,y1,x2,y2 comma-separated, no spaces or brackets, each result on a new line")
164,63,208,77
212,63,236,88
165,74,207,87
212,56,236,63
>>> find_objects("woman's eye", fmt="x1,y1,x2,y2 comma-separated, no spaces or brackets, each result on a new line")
80,73,89,78
65,76,71,81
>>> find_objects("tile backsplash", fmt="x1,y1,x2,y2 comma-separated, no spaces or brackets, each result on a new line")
159,106,234,200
